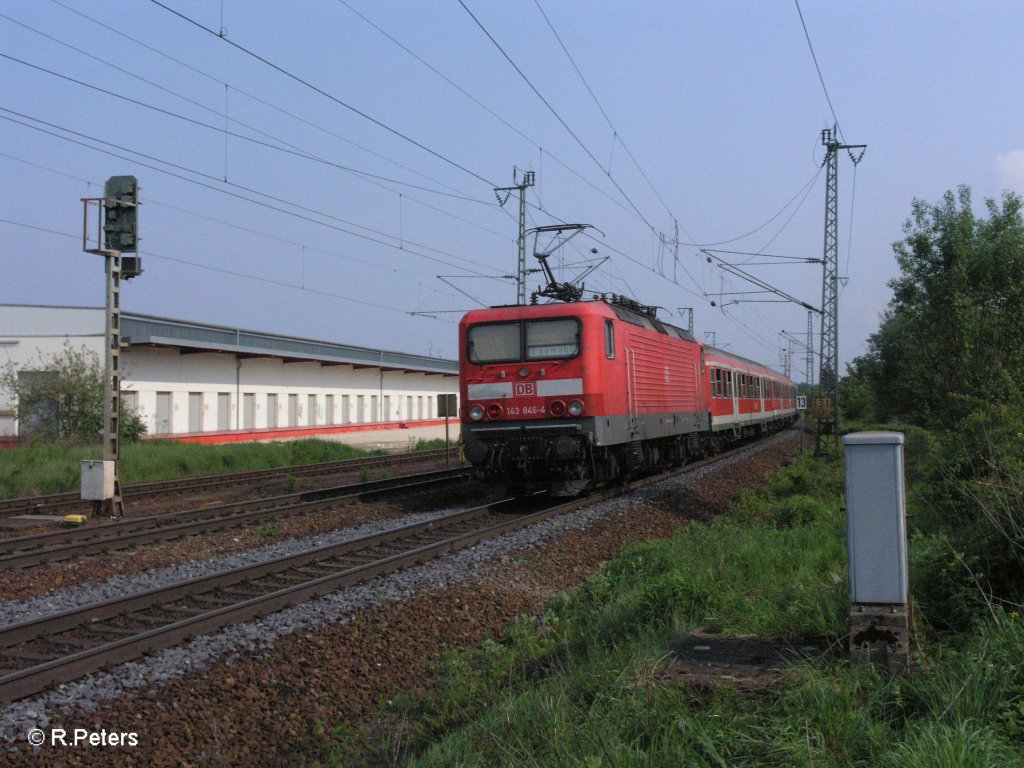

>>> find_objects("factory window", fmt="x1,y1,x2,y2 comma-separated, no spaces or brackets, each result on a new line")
605,320,615,359
267,394,278,428
122,390,138,415
468,322,520,363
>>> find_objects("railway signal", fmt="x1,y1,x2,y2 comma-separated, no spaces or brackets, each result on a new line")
80,175,143,518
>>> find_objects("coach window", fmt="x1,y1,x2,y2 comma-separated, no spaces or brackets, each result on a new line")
525,318,580,360
604,320,615,359
468,322,520,363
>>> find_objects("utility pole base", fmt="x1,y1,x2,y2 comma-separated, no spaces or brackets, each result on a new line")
849,603,910,674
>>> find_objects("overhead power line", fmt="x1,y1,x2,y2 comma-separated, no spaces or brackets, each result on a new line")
0,108,503,279
332,0,641,224
0,217,456,320
457,0,663,236
149,0,497,188
46,0,488,204
794,0,844,141
0,52,485,205
532,0,676,223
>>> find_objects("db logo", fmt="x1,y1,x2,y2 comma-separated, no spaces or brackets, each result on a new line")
513,382,536,397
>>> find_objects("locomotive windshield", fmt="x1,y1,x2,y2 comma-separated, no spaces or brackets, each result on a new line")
468,318,580,364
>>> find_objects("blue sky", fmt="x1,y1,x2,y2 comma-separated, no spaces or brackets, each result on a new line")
2,0,1022,377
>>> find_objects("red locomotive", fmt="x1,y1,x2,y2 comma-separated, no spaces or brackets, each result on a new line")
459,294,797,495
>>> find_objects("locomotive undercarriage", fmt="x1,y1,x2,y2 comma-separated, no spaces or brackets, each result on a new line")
465,413,796,497
465,425,713,497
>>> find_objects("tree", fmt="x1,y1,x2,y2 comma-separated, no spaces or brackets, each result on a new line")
851,187,1024,428
0,341,146,443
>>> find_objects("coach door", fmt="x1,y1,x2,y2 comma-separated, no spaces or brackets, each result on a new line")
730,370,739,421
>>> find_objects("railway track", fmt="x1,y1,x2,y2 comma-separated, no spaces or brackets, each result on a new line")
0,468,470,569
0,440,764,705
0,447,457,519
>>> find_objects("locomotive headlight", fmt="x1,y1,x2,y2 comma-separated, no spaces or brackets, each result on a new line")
549,400,566,417
486,403,503,419
568,399,584,416
469,404,485,421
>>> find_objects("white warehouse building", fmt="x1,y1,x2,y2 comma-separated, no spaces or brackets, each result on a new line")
0,305,459,446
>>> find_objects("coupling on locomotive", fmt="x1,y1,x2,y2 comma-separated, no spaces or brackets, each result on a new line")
459,224,798,496
459,296,798,496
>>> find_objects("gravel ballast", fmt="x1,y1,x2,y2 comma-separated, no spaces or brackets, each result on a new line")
1,432,799,762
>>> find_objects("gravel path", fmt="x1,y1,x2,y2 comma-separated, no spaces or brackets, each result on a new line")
0,431,795,751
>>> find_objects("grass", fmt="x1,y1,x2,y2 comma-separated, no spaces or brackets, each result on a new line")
308,448,1024,768
0,438,386,499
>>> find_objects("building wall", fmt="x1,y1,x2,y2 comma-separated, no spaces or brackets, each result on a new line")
0,306,458,440
0,306,106,436
126,348,454,435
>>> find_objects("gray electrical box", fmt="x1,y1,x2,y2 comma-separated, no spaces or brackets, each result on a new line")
843,432,908,604
81,460,115,501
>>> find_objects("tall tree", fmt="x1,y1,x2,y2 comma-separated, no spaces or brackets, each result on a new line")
852,187,1024,428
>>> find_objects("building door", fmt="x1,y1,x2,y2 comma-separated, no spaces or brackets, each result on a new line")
407,396,413,421
243,393,254,429
307,394,317,426
217,392,231,430
267,394,278,428
288,394,298,427
155,391,172,435
341,395,350,423
382,396,390,422
356,395,364,423
371,395,379,423
188,392,203,432
325,394,334,425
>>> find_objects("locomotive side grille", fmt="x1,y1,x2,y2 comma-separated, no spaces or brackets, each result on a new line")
626,332,699,411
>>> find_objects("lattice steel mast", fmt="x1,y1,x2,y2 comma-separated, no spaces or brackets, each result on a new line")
494,169,535,305
817,128,865,458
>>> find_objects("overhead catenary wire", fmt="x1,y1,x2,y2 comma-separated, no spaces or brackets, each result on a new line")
0,217,457,322
0,109,504,280
148,0,498,189
331,0,639,224
457,0,664,237
794,0,844,142
0,47,516,243
0,52,487,206
531,0,678,225
45,0,496,205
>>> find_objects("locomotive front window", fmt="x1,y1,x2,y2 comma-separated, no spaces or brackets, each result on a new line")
525,318,580,360
468,322,521,363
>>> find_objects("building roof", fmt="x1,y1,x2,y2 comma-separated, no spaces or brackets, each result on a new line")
0,305,458,376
